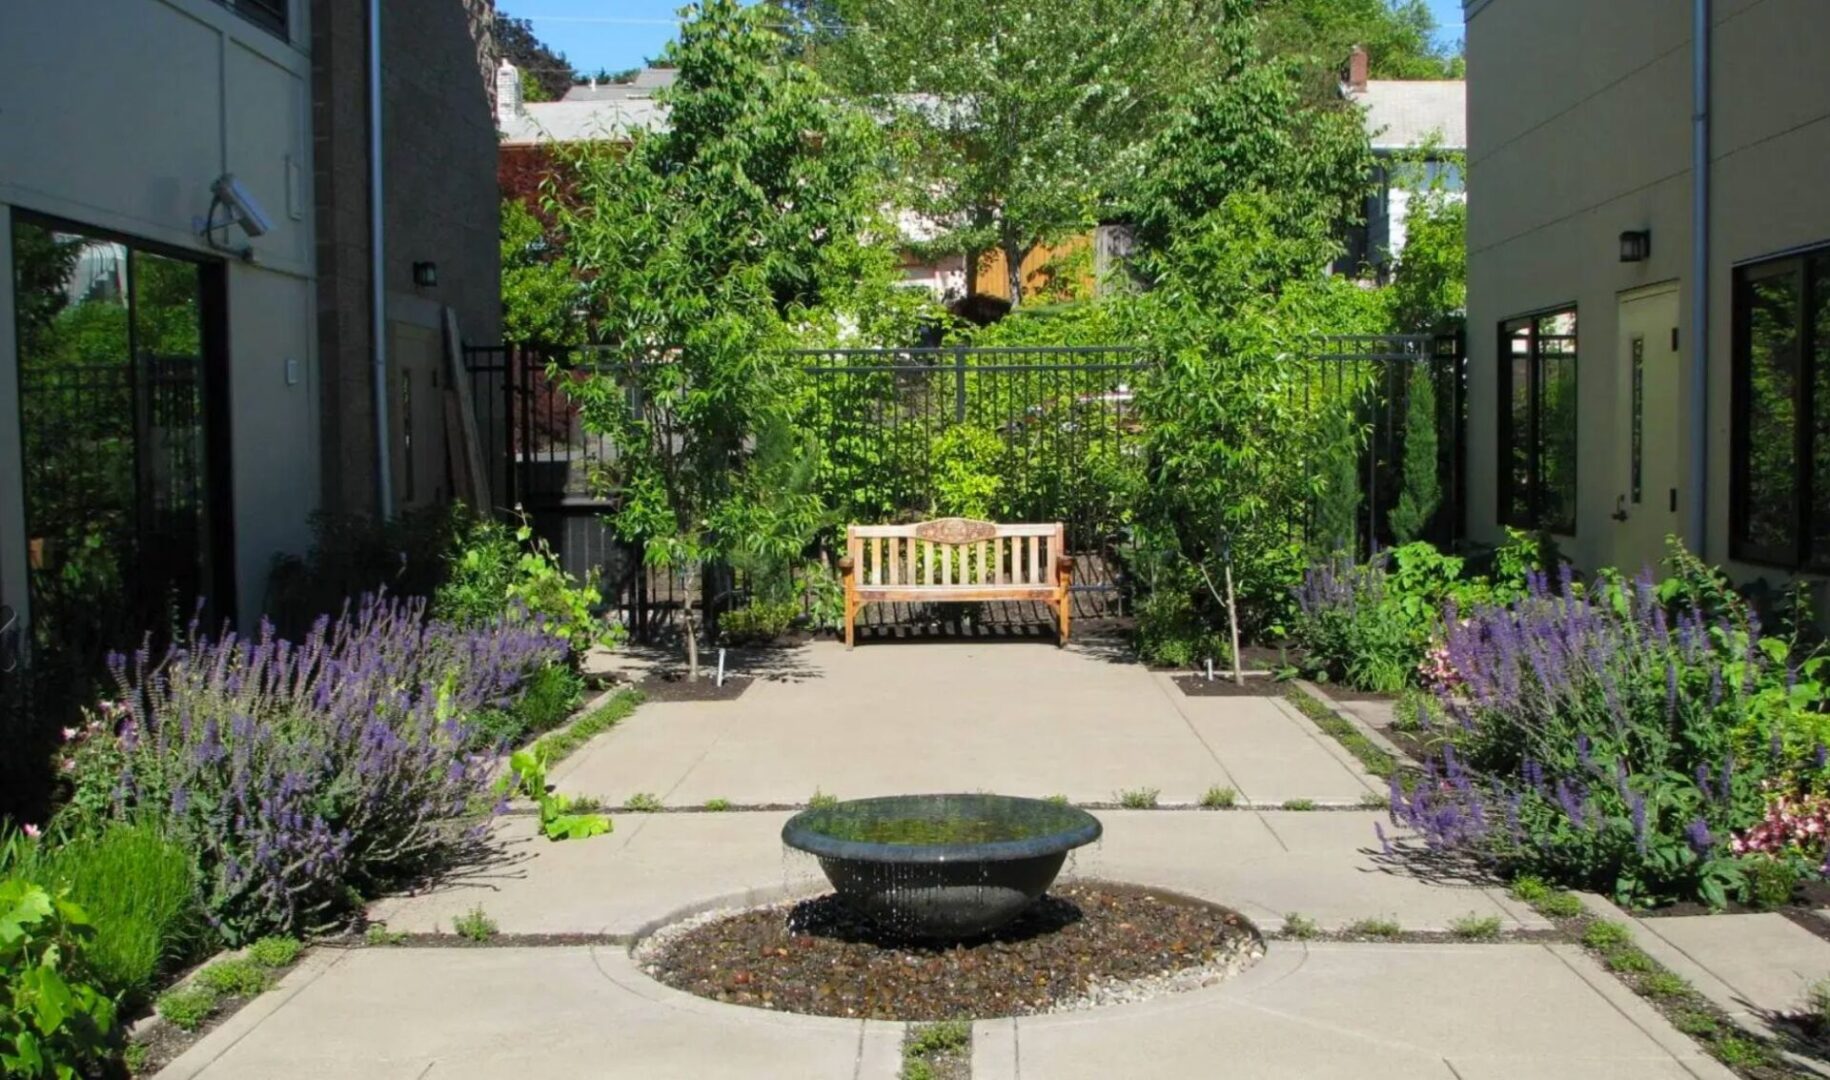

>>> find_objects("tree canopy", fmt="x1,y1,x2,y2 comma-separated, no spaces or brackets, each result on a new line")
495,11,576,102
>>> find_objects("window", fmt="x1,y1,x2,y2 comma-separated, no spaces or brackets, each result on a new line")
1498,308,1578,533
216,0,287,39
10,213,233,691
1731,247,1830,568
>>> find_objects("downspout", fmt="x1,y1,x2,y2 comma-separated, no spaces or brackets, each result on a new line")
1688,0,1710,555
368,0,394,519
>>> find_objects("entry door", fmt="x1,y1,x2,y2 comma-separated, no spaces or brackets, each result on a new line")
1614,285,1682,574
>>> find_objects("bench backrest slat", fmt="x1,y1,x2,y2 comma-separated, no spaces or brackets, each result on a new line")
848,519,1064,590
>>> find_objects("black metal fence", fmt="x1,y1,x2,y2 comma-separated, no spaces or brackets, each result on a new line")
461,336,1465,634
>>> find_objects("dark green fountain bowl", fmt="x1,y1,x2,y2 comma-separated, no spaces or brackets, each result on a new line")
781,794,1102,940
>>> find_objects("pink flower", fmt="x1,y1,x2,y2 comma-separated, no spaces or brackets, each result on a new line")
61,726,78,742
59,758,75,772
21,823,40,838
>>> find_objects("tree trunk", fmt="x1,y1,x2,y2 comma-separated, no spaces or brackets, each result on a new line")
681,565,701,681
1224,561,1244,686
1002,239,1027,308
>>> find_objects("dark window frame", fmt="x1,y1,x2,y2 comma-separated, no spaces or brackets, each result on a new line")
216,0,288,41
9,208,238,626
1729,245,1830,570
1496,305,1579,535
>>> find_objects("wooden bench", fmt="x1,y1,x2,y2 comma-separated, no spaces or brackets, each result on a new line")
838,518,1073,648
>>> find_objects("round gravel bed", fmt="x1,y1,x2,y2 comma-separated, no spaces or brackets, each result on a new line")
636,882,1264,1020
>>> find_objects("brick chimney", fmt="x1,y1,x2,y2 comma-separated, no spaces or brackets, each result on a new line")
1347,45,1369,93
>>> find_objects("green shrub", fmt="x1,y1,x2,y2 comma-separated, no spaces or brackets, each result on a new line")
1581,921,1633,952
1282,913,1319,939
434,512,615,656
1291,543,1484,693
1201,786,1238,809
1741,856,1797,910
1346,916,1402,939
155,985,217,1033
1448,913,1502,941
16,821,201,1003
721,599,800,645
247,936,301,969
1134,583,1224,670
1,875,120,1076
265,505,464,637
453,906,498,942
471,664,585,749
195,958,270,998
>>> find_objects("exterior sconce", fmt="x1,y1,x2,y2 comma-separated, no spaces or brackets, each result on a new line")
1619,230,1651,263
412,261,438,287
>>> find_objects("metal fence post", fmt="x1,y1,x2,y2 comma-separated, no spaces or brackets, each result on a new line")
953,345,967,424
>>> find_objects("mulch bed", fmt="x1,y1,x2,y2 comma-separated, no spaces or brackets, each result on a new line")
635,673,752,702
1172,674,1283,697
639,883,1261,1021
1639,880,1830,944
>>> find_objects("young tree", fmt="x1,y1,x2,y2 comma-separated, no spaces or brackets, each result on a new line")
1257,0,1459,81
1388,363,1439,544
812,0,1224,307
553,0,896,678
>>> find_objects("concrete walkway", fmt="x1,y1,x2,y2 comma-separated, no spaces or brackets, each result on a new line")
157,638,1805,1079
554,639,1382,807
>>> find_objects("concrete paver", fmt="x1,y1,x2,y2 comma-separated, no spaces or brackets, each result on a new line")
1632,911,1830,1026
156,947,902,1080
555,639,1378,807
973,943,1733,1080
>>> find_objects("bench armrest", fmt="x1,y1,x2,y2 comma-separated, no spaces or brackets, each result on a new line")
837,557,855,577
1054,555,1074,581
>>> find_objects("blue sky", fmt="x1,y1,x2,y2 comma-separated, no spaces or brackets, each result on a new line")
509,0,1466,78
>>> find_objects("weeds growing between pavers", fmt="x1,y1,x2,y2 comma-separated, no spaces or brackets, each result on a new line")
1116,787,1160,809
1201,786,1239,809
902,1020,970,1080
1509,878,1816,1078
1282,685,1402,779
1448,913,1502,941
1282,913,1319,939
452,906,498,943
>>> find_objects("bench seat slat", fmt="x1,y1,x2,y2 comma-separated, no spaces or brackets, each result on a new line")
855,585,1056,602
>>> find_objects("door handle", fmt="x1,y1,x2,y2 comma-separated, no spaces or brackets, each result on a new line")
1612,496,1629,523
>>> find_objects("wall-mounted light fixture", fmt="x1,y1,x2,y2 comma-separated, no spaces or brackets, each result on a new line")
412,261,438,287
1619,230,1652,263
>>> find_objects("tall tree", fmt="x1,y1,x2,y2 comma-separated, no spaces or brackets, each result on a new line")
495,11,576,101
555,0,897,678
812,0,1224,306
1257,0,1457,82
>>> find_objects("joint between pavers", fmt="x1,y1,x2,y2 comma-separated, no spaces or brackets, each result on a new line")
1542,941,1732,1073
1150,670,1248,797
1269,691,1387,794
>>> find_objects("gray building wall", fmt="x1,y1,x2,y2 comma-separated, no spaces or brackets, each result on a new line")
0,0,320,629
1,0,501,634
1464,0,1830,579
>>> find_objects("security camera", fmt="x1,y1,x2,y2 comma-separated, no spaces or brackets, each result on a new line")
211,174,273,239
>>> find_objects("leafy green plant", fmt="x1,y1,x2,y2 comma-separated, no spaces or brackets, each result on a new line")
532,689,642,765
623,793,664,813
1509,876,1552,904
194,958,270,998
902,1019,970,1080
1641,971,1692,999
1282,798,1317,811
1672,1011,1719,1037
154,985,216,1033
1387,365,1441,545
1581,921,1633,952
1117,787,1160,809
1,876,120,1077
1713,1035,1769,1068
1741,856,1798,910
246,936,301,969
1606,947,1656,974
504,750,612,841
1282,913,1319,940
1447,913,1501,941
1808,977,1829,1029
1043,794,1070,806
470,663,585,750
1536,892,1584,920
720,600,800,646
703,798,732,812
434,512,615,657
808,789,840,809
1201,786,1238,809
452,906,498,943
363,925,408,947
1346,916,1402,939
10,820,200,1003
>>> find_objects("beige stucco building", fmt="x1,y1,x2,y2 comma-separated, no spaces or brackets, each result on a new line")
1464,0,1830,584
0,0,500,674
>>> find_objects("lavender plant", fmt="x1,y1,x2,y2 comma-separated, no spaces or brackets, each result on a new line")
1390,566,1828,906
64,595,566,941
